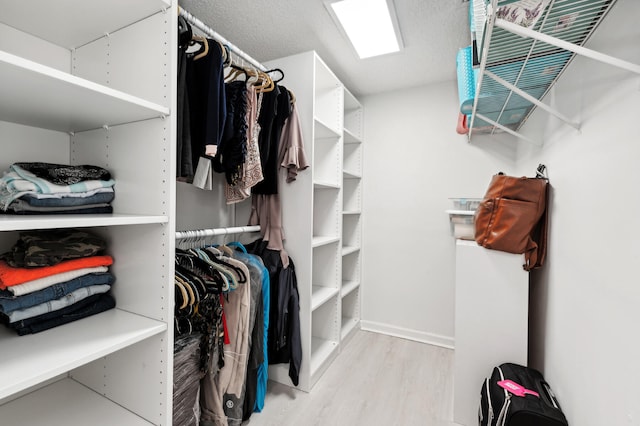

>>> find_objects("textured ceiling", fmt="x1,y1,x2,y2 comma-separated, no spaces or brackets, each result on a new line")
178,0,470,97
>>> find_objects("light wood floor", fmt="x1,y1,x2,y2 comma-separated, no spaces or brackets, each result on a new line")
245,330,460,426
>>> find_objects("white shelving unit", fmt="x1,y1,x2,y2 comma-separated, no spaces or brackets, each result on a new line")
341,88,363,343
266,52,357,391
467,0,637,143
264,51,366,391
0,2,175,424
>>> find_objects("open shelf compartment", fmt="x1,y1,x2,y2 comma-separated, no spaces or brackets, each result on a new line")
312,242,341,311
313,186,341,242
0,50,168,133
311,294,340,381
0,377,155,425
0,309,166,400
313,128,341,186
343,88,362,139
342,178,362,213
341,287,360,340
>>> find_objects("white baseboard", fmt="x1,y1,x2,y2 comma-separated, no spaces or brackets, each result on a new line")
360,320,455,350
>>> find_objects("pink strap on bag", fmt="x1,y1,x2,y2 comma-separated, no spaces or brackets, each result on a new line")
497,379,540,398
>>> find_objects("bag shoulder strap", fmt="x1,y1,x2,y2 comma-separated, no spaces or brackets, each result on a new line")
524,181,549,270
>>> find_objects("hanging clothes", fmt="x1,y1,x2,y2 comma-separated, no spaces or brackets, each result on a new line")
173,333,204,426
199,253,251,426
183,38,227,181
176,15,193,178
245,238,301,387
213,80,248,185
278,100,309,183
174,249,226,374
248,97,309,262
222,243,271,420
252,85,291,195
226,248,265,422
224,85,264,204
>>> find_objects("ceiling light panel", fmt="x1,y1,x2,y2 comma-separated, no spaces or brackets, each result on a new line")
327,0,403,59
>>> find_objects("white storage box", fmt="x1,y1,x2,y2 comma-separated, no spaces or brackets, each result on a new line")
446,210,476,240
449,197,482,211
447,197,481,240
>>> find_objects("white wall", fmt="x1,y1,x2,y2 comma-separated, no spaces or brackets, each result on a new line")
360,81,518,346
515,1,640,424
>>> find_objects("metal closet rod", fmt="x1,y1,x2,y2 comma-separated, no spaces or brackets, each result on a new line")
178,7,267,72
175,225,261,241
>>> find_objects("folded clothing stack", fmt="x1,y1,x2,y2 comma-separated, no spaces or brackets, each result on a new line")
0,162,115,214
0,229,115,335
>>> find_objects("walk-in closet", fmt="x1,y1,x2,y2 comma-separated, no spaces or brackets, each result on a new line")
0,0,638,425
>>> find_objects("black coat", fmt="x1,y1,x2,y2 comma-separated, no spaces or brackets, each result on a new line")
245,239,301,386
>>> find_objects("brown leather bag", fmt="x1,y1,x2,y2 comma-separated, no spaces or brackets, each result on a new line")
474,165,549,271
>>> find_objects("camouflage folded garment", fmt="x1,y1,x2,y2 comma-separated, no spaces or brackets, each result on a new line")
2,229,107,268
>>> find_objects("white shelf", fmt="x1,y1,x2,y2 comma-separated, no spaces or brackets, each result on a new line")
343,87,361,111
343,128,362,144
0,309,166,400
311,286,340,311
310,337,339,375
341,316,359,340
343,170,361,179
468,0,622,141
314,117,341,139
313,181,341,190
343,210,361,215
342,246,360,256
0,0,170,49
0,214,169,232
445,210,476,216
0,49,169,133
312,236,341,248
0,378,154,425
0,2,174,421
341,280,360,298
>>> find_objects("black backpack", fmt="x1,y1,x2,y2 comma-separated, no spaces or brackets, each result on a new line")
479,363,568,426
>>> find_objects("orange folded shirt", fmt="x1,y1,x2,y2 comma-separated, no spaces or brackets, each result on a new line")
0,255,114,289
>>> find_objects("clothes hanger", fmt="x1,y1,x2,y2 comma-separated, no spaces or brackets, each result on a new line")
255,71,275,93
175,278,189,310
191,248,235,291
175,269,204,304
265,68,285,83
220,44,231,66
177,15,193,49
191,36,209,61
218,236,235,256
225,64,250,82
213,40,227,64
176,250,227,293
201,246,247,284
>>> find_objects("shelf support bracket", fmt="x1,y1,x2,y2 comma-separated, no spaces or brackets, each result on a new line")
483,70,581,130
476,113,541,146
495,19,640,75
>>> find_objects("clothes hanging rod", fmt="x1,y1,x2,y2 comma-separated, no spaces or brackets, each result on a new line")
178,7,267,72
175,225,261,241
